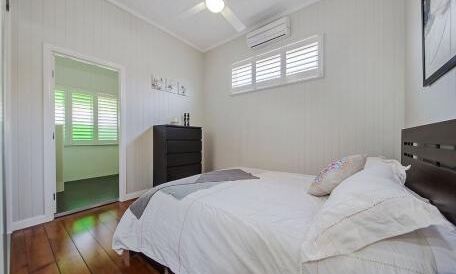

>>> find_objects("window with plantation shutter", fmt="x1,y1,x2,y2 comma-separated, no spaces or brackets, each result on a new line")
54,90,65,125
286,39,320,80
56,89,119,145
231,35,323,94
255,51,281,85
71,92,94,142
232,62,253,90
98,95,118,142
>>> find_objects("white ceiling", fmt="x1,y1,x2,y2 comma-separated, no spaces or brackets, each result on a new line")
106,0,320,52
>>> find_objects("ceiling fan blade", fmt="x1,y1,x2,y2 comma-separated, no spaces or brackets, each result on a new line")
221,6,246,32
179,2,207,19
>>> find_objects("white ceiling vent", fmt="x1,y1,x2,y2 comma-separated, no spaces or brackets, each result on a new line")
247,17,290,49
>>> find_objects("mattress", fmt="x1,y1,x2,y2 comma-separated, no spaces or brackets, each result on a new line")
112,168,454,274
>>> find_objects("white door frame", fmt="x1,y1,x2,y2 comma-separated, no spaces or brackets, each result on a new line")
43,44,127,220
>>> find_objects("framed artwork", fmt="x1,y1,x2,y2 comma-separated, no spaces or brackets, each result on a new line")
151,74,165,91
422,0,456,86
166,79,178,94
151,74,188,96
178,82,187,96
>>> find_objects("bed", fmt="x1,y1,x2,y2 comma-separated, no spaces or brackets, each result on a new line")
113,120,456,274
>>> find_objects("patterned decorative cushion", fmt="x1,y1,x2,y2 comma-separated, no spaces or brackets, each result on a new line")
308,155,366,196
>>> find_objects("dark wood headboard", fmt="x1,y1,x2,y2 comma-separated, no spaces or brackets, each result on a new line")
402,119,456,225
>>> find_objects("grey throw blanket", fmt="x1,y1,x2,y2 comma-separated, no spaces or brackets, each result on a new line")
129,169,259,219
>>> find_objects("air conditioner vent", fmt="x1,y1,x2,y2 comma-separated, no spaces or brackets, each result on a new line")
247,17,290,49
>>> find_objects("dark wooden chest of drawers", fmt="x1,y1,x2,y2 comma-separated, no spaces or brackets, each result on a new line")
153,125,202,186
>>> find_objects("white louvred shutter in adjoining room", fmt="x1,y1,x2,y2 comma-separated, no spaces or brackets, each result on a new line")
54,90,65,126
98,95,118,142
71,92,94,142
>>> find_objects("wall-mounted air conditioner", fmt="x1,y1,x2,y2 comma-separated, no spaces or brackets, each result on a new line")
247,17,290,49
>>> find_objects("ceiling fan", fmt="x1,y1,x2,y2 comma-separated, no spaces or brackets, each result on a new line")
180,0,246,32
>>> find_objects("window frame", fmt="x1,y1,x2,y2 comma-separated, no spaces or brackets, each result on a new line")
231,34,324,95
55,86,119,146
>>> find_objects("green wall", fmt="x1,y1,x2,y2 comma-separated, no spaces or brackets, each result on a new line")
63,145,119,182
55,55,119,95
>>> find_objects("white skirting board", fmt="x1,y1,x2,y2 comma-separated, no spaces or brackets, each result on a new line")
9,214,53,233
121,189,148,202
9,189,147,233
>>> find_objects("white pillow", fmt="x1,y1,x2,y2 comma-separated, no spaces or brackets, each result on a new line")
364,156,410,184
308,155,367,196
301,165,449,262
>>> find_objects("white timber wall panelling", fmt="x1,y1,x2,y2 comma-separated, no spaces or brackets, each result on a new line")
0,0,7,270
203,0,405,175
405,0,456,128
10,0,204,227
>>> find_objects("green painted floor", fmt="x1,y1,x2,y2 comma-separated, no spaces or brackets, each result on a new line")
56,175,119,214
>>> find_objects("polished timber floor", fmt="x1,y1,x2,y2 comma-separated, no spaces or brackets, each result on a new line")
10,200,161,274
56,175,119,214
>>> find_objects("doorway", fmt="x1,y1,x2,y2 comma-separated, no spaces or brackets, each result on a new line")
53,55,120,216
43,45,127,219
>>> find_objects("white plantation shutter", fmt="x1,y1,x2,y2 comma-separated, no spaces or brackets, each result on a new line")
285,38,321,80
54,90,65,125
255,51,282,86
71,92,94,142
232,62,253,91
231,35,323,94
98,95,118,142
59,90,119,145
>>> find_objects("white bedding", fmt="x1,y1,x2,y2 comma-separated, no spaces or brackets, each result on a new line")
112,168,454,274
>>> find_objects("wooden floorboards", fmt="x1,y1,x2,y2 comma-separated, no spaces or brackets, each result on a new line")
10,200,161,274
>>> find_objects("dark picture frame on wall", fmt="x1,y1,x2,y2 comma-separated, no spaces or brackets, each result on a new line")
422,0,456,86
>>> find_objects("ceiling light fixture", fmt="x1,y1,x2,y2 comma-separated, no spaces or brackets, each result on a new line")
205,0,225,13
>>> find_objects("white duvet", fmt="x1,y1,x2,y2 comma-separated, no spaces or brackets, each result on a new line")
112,168,445,274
